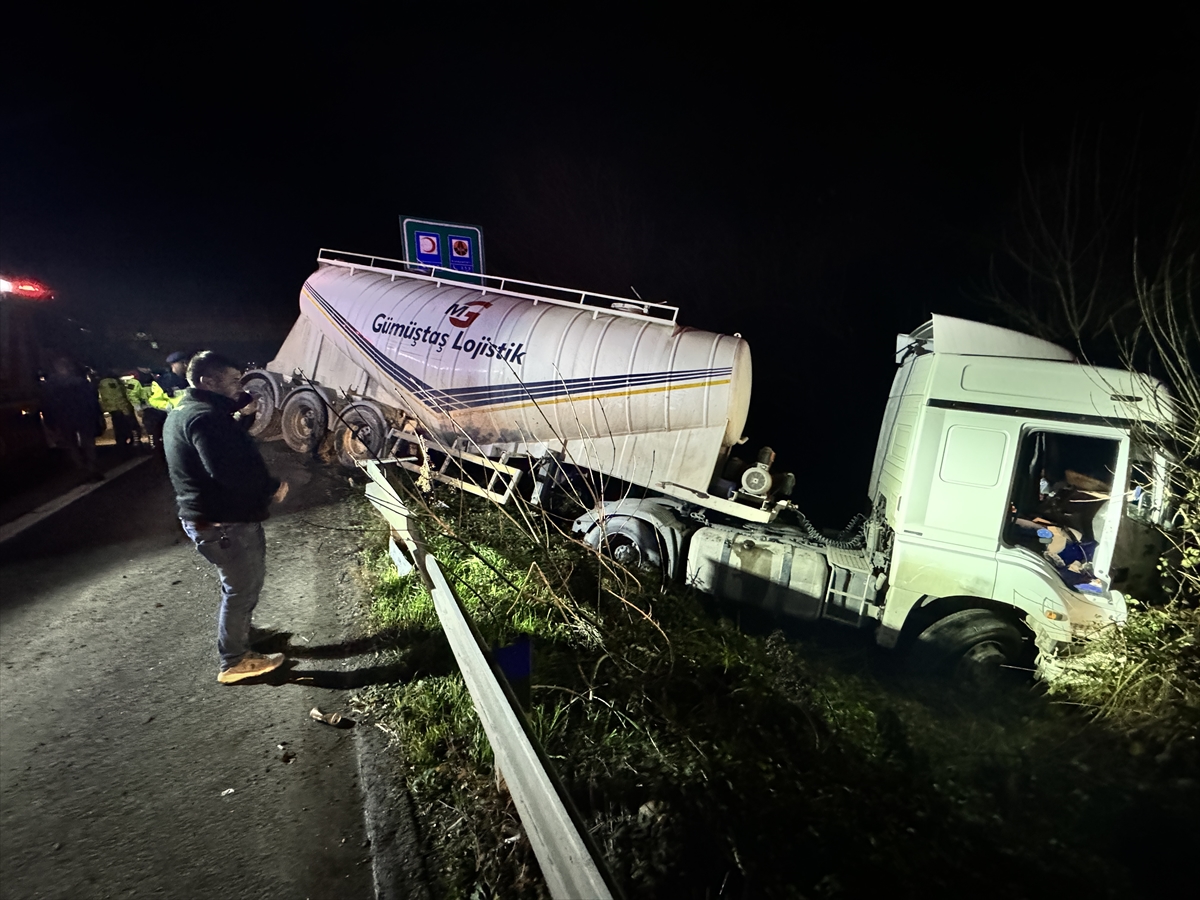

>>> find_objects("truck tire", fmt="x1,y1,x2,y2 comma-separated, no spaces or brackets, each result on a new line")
597,517,666,577
910,608,1023,686
279,389,328,454
334,402,388,468
241,373,279,439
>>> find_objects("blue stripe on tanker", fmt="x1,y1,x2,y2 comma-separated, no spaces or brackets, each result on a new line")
303,282,732,415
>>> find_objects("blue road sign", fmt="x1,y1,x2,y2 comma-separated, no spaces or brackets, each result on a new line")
413,231,443,266
401,217,485,284
448,235,474,272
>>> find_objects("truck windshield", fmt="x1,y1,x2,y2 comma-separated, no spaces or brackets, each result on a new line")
1125,445,1174,529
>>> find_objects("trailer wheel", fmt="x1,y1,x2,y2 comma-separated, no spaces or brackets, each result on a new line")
240,373,279,439
911,608,1024,687
334,403,388,468
279,389,328,454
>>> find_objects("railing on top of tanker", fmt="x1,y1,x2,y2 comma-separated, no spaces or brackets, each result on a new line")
317,248,680,325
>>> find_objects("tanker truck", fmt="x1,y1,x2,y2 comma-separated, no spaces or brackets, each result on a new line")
245,249,1174,681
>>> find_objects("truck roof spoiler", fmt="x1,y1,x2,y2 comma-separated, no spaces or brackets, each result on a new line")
896,314,1077,364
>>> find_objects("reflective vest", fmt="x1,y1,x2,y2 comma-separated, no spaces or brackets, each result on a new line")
145,381,185,411
98,377,135,415
121,376,151,410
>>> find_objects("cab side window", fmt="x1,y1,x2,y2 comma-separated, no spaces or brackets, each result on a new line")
1004,430,1119,592
1005,431,1118,545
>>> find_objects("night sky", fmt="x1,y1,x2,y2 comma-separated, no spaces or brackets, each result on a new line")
4,10,1197,520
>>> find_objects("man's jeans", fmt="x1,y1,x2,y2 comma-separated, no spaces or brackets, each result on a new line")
181,520,266,669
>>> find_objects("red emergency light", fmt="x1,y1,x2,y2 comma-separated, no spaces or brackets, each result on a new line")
0,277,54,300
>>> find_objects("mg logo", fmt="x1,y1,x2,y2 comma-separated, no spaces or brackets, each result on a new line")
446,300,491,328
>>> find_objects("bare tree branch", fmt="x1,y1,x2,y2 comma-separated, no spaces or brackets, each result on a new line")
983,130,1139,348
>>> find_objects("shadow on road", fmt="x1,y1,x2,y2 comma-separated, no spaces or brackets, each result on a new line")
279,660,420,690
253,631,385,659
239,628,456,690
217,658,417,690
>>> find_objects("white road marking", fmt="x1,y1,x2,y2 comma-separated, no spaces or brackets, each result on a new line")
0,456,152,544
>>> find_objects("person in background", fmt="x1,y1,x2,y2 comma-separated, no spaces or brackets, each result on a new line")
97,370,138,452
163,351,289,684
122,370,153,445
42,357,103,481
143,352,191,454
158,350,191,394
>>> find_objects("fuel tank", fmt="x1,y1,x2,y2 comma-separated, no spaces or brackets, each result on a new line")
268,259,751,492
687,524,829,619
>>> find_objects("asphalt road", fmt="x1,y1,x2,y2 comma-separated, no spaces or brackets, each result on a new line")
0,444,411,899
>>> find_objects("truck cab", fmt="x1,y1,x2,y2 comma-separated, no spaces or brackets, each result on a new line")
869,315,1173,671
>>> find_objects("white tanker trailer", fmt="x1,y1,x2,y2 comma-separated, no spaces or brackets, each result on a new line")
246,249,1175,681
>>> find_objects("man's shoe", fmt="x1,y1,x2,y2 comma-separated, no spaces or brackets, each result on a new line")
218,652,285,684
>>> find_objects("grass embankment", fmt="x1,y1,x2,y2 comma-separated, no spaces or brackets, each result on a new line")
352,487,1197,900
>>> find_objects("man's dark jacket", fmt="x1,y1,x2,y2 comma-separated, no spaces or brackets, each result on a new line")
42,373,101,431
164,388,280,523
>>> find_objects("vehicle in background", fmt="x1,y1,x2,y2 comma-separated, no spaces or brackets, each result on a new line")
0,276,55,468
245,250,1175,682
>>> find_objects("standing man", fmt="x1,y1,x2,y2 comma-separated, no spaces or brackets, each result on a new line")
163,351,289,684
120,371,150,446
97,371,138,452
42,356,103,480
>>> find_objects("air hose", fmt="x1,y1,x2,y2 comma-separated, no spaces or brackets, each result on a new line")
791,510,867,550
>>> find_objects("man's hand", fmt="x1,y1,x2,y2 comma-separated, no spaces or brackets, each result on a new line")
272,481,289,503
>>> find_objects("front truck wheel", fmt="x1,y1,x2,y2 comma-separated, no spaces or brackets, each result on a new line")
911,608,1024,687
594,517,668,579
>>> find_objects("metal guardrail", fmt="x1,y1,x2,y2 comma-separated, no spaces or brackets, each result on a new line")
362,461,618,900
318,247,679,324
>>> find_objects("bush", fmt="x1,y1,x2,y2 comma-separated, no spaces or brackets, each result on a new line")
1046,602,1200,744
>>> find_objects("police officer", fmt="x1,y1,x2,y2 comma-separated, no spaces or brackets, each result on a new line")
159,350,191,394
97,371,138,451
121,370,152,446
143,352,190,453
